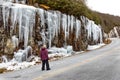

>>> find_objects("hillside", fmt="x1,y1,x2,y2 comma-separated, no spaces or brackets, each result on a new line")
96,12,120,33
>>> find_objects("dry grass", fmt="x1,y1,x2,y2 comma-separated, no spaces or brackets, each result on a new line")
0,68,13,74
0,68,7,73
104,39,112,44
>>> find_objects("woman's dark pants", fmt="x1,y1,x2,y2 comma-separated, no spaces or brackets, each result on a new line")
42,59,50,70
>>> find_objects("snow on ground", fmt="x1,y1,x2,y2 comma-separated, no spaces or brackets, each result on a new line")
0,44,105,71
87,43,105,50
48,46,73,59
0,56,40,71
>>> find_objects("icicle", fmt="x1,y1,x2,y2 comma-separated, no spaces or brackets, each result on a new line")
18,6,23,41
62,14,67,41
38,8,45,28
11,6,18,30
5,6,10,29
92,23,99,41
40,29,46,44
114,27,119,38
28,8,36,42
25,46,32,61
2,2,12,28
67,15,71,38
86,19,92,39
70,15,74,32
108,27,120,38
51,11,56,38
99,25,103,43
53,11,59,37
10,4,36,48
85,17,103,43
12,35,19,48
38,9,62,47
57,11,61,34
2,5,6,28
24,20,29,48
46,11,53,48
75,19,81,39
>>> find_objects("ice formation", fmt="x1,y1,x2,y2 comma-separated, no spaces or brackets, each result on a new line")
108,27,120,38
1,55,8,63
113,27,119,38
12,35,19,48
14,46,32,62
0,0,26,4
38,10,82,48
2,3,36,48
1,1,103,49
81,17,103,43
38,10,103,47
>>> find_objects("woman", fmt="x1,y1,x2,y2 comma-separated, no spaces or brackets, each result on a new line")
40,44,50,71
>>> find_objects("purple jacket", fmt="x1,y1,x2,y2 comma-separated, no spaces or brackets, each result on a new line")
40,48,49,60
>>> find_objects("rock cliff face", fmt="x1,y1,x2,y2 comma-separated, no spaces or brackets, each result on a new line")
0,1,104,58
108,27,120,38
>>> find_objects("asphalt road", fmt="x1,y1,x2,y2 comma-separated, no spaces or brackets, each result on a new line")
0,38,120,80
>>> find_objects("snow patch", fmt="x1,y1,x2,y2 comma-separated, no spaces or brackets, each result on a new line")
87,43,105,50
0,56,40,71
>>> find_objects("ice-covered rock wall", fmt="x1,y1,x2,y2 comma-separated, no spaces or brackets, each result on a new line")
2,3,36,48
81,17,103,44
37,9,82,48
0,0,27,4
0,2,104,57
108,27,120,38
37,9,103,48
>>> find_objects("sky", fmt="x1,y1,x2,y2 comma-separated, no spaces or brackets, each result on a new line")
86,0,120,16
